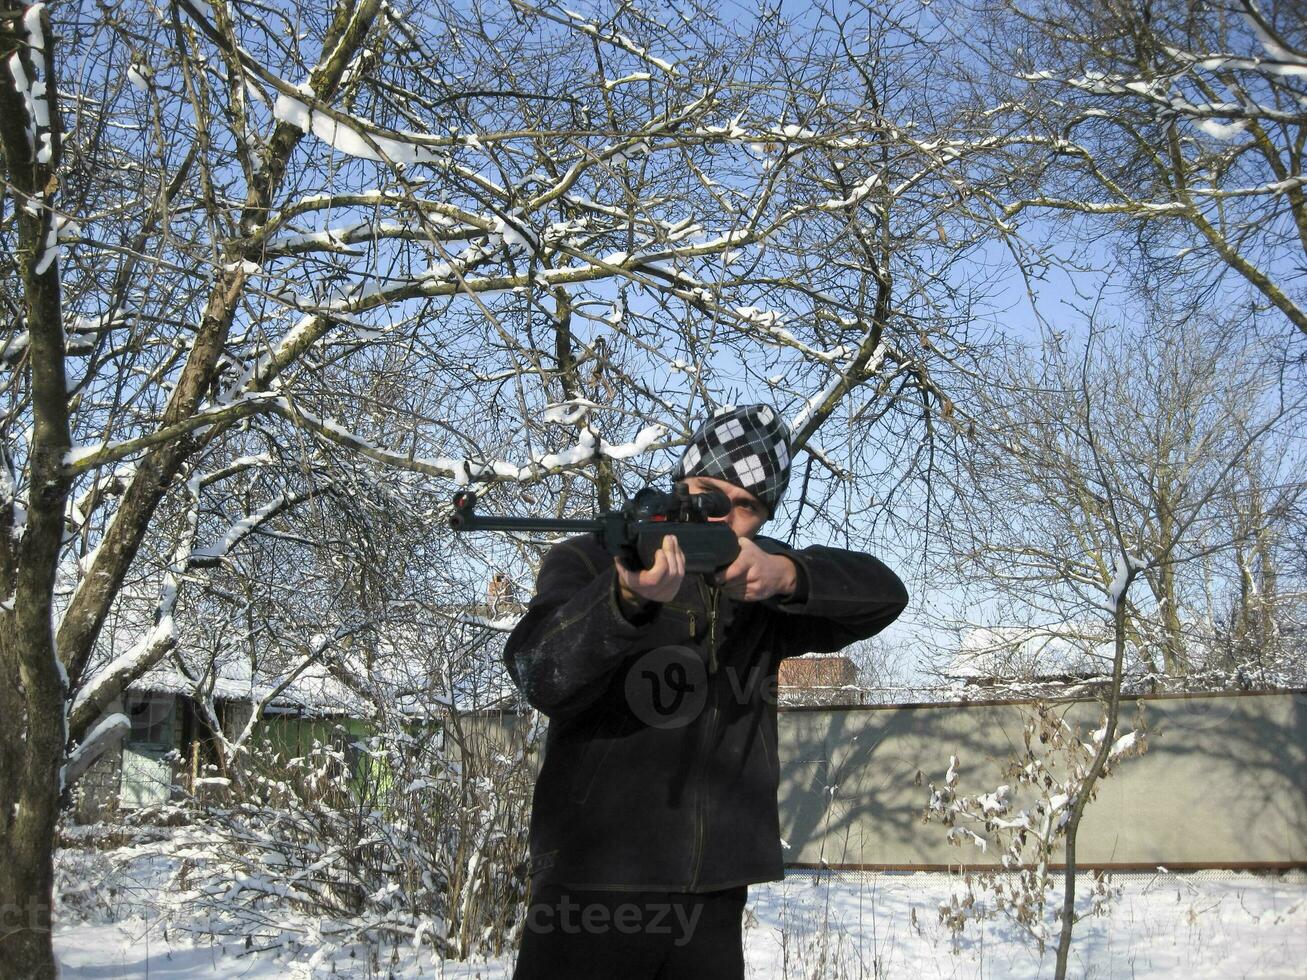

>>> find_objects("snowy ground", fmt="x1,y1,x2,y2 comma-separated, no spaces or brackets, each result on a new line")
741,870,1307,979
52,846,1306,979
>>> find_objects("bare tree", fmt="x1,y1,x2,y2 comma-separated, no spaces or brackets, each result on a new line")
929,304,1303,973
0,0,1013,972
1212,440,1306,679
969,0,1307,338
935,305,1304,685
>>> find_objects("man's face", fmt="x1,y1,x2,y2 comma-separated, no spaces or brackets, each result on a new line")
681,475,767,539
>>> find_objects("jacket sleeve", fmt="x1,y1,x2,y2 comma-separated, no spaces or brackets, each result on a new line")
502,537,654,720
759,540,909,659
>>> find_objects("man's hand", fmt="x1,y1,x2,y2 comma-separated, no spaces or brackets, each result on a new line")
716,538,798,602
615,534,685,609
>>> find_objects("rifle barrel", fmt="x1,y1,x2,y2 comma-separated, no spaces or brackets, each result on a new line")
451,513,605,534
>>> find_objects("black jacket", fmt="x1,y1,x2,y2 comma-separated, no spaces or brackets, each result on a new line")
502,531,908,893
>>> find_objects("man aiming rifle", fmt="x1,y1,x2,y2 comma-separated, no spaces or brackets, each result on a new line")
496,404,908,979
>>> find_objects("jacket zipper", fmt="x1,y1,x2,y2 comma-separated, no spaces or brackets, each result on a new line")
687,690,718,891
695,580,721,675
688,581,721,890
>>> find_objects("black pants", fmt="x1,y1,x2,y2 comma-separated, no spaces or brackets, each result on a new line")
511,881,747,980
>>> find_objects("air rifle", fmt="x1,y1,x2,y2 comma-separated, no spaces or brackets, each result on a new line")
449,482,741,575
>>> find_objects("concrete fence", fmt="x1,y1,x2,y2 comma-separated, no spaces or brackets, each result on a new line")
775,690,1306,871
466,690,1307,871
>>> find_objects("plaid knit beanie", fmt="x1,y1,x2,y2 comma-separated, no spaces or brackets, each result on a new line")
673,404,792,515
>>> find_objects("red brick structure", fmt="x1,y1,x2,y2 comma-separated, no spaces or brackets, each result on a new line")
777,656,859,705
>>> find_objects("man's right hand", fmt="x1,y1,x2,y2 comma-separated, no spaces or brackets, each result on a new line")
615,534,685,608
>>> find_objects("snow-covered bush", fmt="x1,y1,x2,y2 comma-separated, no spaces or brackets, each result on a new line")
922,702,1146,952
159,713,537,967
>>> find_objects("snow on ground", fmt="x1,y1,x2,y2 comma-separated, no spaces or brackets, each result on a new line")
742,870,1307,979
53,847,1306,979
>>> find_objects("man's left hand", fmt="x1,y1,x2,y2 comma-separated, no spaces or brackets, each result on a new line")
716,538,798,602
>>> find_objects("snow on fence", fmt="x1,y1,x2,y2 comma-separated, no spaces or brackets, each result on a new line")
463,690,1307,871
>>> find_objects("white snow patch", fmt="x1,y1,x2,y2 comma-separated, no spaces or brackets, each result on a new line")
1108,553,1146,610
1110,730,1140,759
1196,118,1248,140
23,3,45,51
541,399,599,425
601,424,665,460
272,91,448,166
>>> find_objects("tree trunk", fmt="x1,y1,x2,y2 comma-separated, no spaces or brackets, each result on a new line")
0,630,65,979
1053,567,1133,978
0,4,72,973
0,4,393,973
